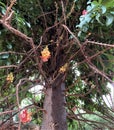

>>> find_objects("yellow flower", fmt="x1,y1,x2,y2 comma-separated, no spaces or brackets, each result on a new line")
59,63,68,73
40,46,51,62
6,72,14,83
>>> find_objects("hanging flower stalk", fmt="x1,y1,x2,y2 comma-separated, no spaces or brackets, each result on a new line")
40,46,51,62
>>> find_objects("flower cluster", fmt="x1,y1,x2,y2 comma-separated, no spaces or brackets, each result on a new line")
59,63,68,73
19,109,32,123
82,10,88,15
6,72,14,83
40,46,51,62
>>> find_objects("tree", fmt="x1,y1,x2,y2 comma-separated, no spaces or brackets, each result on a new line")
0,0,114,130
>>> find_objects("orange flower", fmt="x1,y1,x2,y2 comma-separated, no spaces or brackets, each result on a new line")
40,46,51,62
19,109,32,123
59,63,68,73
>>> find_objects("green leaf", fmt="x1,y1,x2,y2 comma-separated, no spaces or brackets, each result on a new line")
0,54,9,59
110,11,114,15
92,1,99,6
102,0,114,8
95,13,103,25
0,6,6,15
106,14,114,26
101,6,106,14
0,2,6,8
85,14,91,23
98,0,102,4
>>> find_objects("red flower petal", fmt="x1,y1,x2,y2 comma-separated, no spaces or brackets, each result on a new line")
19,109,32,123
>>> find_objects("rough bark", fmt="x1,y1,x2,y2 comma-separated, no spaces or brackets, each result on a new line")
41,80,67,130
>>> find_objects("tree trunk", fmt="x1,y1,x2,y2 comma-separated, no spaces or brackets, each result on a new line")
41,79,67,130
111,83,114,111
